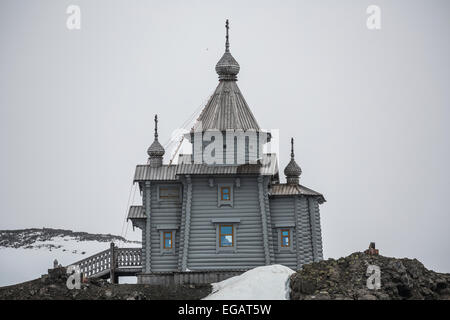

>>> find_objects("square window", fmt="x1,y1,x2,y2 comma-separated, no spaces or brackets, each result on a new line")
219,225,234,247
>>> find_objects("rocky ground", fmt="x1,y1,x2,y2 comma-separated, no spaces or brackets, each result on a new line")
0,267,211,300
290,252,450,300
2,251,449,300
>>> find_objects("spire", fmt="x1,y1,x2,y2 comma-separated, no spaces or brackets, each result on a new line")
225,19,230,52
147,114,165,167
290,137,295,159
284,138,302,185
215,19,240,81
154,114,159,140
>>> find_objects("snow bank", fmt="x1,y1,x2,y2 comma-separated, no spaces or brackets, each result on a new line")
203,264,295,300
0,236,139,287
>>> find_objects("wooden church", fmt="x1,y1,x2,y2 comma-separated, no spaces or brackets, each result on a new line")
128,21,325,285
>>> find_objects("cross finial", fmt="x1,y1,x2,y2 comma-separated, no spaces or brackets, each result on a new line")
225,19,230,52
291,137,295,159
154,114,158,140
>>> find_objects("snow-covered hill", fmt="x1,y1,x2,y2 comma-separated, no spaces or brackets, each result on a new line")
0,228,140,287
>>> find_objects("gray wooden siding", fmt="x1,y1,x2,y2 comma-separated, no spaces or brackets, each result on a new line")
178,177,188,270
269,197,298,270
309,197,324,261
186,176,266,270
296,196,314,265
147,182,183,272
138,176,323,273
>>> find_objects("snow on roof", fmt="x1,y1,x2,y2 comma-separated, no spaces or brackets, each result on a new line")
203,264,295,300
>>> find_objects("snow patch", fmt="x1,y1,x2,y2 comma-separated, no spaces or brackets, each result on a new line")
0,235,139,287
203,264,295,300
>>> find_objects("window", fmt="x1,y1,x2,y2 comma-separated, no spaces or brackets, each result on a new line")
163,231,172,249
221,187,230,201
276,226,294,252
212,219,240,253
158,185,180,202
281,229,290,247
157,225,178,255
217,184,233,207
219,225,234,247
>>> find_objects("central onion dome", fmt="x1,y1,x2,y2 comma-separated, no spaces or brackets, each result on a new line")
284,138,302,184
215,19,240,81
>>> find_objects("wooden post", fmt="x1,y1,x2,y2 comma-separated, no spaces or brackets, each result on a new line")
110,242,116,284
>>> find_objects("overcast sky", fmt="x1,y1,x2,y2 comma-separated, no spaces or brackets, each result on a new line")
1,0,449,272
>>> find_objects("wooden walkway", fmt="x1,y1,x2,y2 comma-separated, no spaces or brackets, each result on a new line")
70,243,142,283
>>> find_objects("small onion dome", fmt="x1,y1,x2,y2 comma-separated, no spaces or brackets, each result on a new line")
215,19,240,81
216,52,240,80
284,138,302,184
147,115,165,167
147,139,165,158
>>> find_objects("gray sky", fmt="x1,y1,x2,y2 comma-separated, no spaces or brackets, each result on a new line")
1,0,449,272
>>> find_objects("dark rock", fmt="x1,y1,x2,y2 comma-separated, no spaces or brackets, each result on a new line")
290,252,450,300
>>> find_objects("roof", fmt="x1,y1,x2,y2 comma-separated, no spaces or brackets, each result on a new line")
192,80,261,132
134,154,278,182
127,206,145,219
269,184,325,203
134,165,178,182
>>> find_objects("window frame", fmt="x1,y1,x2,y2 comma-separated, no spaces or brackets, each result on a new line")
211,219,240,253
157,184,182,203
217,183,233,207
220,187,231,201
157,225,179,255
163,231,173,249
275,226,295,253
219,224,234,248
280,229,290,248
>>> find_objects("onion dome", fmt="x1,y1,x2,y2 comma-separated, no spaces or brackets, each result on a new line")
147,115,165,167
215,19,240,81
284,138,302,185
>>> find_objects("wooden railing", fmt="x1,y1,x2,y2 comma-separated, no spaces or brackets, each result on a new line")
70,243,142,282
